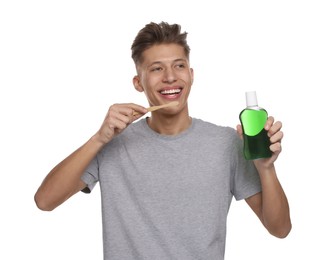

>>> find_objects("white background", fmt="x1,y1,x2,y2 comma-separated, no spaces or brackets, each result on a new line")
1,0,324,259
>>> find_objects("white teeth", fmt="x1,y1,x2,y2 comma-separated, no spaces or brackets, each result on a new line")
160,89,181,95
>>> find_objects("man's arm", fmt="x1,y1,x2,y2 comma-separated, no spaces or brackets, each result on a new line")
34,136,103,211
34,103,147,211
238,117,292,238
245,167,291,238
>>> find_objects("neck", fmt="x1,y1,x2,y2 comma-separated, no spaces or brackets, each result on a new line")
147,106,191,135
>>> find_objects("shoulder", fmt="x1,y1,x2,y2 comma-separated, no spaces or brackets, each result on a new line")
193,118,237,139
191,118,243,160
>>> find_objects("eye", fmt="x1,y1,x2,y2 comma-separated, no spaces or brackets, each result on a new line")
175,63,186,69
150,66,163,72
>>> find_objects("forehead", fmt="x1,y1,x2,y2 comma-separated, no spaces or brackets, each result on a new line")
141,43,187,65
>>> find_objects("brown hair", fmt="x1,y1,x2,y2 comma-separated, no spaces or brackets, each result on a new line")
131,22,190,66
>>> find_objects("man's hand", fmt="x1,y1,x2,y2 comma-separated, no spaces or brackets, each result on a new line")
94,103,147,145
237,116,284,169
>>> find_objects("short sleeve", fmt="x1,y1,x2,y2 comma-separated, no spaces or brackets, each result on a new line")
81,156,99,193
232,135,262,201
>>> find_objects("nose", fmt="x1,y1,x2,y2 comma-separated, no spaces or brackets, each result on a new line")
163,67,177,83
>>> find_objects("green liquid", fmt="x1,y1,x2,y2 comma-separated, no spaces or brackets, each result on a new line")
239,108,272,160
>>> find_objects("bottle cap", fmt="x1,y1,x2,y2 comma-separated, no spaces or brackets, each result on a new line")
246,91,258,107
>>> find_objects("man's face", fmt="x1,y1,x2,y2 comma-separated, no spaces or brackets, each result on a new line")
133,43,193,112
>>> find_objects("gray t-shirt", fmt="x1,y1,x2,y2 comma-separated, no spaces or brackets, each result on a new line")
81,118,261,260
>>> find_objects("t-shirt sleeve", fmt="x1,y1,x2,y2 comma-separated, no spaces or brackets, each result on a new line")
81,156,99,194
232,135,262,201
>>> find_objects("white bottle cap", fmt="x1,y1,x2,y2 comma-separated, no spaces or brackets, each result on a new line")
245,91,258,107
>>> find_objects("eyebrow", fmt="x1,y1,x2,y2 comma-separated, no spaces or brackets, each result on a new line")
148,58,188,67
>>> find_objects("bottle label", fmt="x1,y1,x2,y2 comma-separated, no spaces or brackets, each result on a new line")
239,108,272,160
240,109,268,136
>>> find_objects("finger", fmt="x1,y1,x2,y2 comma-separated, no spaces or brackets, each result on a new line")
125,103,148,116
114,108,134,124
119,106,146,123
112,105,134,118
236,124,242,133
269,142,282,154
105,115,128,131
264,116,275,131
268,121,283,137
270,130,284,144
113,103,147,121
104,107,128,129
133,112,146,121
236,124,243,139
109,104,143,122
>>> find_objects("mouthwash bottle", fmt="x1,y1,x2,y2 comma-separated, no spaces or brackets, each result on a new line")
239,91,272,160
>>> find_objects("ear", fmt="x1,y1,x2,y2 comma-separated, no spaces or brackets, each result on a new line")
133,75,144,92
190,68,194,84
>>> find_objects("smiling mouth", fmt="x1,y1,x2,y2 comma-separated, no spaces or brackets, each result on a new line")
159,88,182,95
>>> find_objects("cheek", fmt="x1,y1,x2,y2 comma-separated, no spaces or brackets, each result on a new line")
143,76,160,90
178,70,193,83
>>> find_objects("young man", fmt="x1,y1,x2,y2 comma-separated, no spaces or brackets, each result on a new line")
35,22,291,259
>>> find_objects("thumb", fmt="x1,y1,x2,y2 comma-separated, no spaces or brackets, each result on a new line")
236,124,243,140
